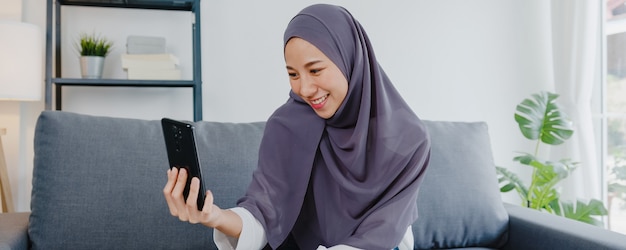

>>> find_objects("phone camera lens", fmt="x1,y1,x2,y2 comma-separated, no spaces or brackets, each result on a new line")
171,125,183,140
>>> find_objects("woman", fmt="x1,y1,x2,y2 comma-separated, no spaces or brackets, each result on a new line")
163,4,431,250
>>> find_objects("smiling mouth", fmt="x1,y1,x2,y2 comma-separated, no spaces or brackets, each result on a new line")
310,94,329,109
311,94,328,104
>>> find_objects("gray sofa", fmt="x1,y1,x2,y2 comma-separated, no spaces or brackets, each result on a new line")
1,111,625,249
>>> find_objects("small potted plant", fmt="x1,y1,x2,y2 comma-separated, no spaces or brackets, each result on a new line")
77,32,112,79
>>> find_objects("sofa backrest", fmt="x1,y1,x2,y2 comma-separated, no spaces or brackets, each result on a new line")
413,121,508,249
30,111,264,249
30,111,508,249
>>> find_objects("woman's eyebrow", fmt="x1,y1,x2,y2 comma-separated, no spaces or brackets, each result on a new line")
286,60,324,70
304,60,323,68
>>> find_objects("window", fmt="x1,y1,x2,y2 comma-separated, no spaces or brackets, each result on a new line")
601,0,626,235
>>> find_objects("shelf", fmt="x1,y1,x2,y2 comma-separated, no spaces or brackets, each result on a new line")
46,0,203,121
52,78,195,87
58,0,195,11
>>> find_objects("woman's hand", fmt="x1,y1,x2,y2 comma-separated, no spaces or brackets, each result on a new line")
163,167,221,226
163,167,243,237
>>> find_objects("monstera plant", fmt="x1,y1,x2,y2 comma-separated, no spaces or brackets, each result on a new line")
496,91,608,226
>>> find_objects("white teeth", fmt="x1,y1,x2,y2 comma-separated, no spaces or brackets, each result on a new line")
312,95,328,105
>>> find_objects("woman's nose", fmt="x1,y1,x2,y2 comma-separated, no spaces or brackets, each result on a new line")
299,75,317,97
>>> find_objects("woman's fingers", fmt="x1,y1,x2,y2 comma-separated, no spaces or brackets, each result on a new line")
163,168,179,216
164,168,219,226
172,168,189,221
186,177,201,223
203,190,214,214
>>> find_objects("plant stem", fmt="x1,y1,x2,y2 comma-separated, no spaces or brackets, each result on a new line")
526,139,543,208
534,137,541,157
526,175,538,208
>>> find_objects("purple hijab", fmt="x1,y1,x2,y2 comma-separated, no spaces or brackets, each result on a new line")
237,4,430,249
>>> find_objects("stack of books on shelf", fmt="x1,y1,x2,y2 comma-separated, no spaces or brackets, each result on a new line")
122,53,181,80
122,35,181,80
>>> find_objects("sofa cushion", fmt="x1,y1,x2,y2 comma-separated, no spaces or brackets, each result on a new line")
412,121,508,249
30,111,264,250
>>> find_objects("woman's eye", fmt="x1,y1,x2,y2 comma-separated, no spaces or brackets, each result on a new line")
288,72,298,78
310,68,323,74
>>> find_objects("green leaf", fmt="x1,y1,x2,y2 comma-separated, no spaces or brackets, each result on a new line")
513,153,535,165
514,154,576,187
512,154,570,211
496,166,528,200
500,183,516,192
514,91,574,145
549,198,562,216
561,199,608,226
77,32,113,57
529,185,559,210
547,159,577,179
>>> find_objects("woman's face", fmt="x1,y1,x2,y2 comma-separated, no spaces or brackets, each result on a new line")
285,37,348,119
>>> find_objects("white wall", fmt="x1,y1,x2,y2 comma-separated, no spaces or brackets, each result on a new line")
4,0,556,211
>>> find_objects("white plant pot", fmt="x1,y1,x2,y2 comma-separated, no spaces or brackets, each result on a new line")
80,56,105,79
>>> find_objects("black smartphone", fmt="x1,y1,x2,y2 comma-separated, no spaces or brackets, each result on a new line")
161,118,205,210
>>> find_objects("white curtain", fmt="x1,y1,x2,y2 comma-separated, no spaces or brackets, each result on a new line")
549,0,602,202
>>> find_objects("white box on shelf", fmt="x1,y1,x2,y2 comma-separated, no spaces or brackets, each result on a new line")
127,68,182,80
120,53,180,69
126,35,166,54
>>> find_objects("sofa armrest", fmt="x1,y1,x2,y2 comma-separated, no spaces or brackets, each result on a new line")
501,203,626,250
0,212,29,250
